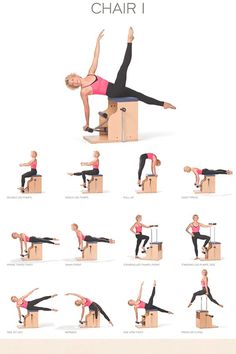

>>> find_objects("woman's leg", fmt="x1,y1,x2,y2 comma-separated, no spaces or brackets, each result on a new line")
146,286,156,307
207,287,221,306
135,235,143,256
30,237,55,245
122,87,164,106
142,235,149,248
146,304,170,313
91,302,111,322
202,169,227,175
73,171,86,184
114,43,132,88
197,234,210,248
28,305,52,311
192,234,199,257
190,289,206,304
21,170,36,188
28,296,52,307
85,236,110,243
138,154,147,180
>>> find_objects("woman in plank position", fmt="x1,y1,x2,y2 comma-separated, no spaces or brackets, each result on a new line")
18,151,38,192
128,281,173,324
184,166,233,188
11,232,60,258
188,269,223,308
138,153,161,186
65,292,113,326
65,27,176,131
68,151,100,189
185,214,212,260
11,288,58,324
130,215,151,258
71,223,115,252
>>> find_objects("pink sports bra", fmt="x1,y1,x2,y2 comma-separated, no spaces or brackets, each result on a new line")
135,224,142,233
84,298,92,307
20,300,28,309
196,168,202,175
92,160,99,169
147,153,155,159
30,160,37,169
77,231,85,242
22,234,30,242
192,224,200,233
83,75,109,95
138,301,146,309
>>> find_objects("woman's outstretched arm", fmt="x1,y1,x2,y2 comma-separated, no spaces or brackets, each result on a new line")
22,288,39,299
19,159,35,167
88,30,104,74
65,293,85,301
137,282,144,301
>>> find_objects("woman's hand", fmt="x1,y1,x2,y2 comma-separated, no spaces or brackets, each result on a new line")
97,30,104,41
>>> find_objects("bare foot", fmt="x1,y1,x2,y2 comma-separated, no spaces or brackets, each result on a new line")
128,27,134,43
194,257,200,260
83,125,89,131
188,303,192,308
67,173,74,176
168,311,174,315
51,294,58,298
80,183,86,188
227,170,233,175
163,102,176,110
52,309,58,312
109,321,114,326
219,304,224,308
109,239,115,244
17,187,24,191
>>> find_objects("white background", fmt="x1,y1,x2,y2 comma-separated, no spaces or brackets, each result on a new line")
0,0,235,339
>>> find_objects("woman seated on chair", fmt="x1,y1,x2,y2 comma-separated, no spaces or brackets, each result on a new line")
18,151,38,192
68,151,100,189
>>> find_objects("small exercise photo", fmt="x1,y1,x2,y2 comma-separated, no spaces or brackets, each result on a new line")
65,27,176,144
137,153,160,193
184,166,233,194
187,269,223,329
128,281,173,328
67,151,103,193
130,215,162,261
18,151,42,194
71,223,115,261
11,288,58,329
185,215,221,261
65,292,113,328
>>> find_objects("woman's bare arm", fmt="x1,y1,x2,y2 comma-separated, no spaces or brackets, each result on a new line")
199,223,211,228
130,223,136,234
80,307,85,321
137,282,144,301
22,288,39,299
88,30,104,74
186,223,194,236
192,168,200,185
81,159,96,167
80,90,90,127
19,159,35,167
17,307,22,322
134,307,139,322
65,293,85,301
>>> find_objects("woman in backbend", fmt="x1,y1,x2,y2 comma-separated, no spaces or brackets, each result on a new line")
65,27,176,131
188,269,223,308
71,223,115,252
128,281,173,324
65,292,113,326
11,288,58,324
184,166,233,188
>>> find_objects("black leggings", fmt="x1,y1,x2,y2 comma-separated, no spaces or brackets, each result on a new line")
192,232,210,257
138,154,149,180
106,43,164,107
84,235,110,243
74,169,99,184
202,169,227,176
27,296,52,311
190,287,220,306
135,233,149,256
21,169,37,187
145,287,169,313
89,302,110,322
29,237,55,245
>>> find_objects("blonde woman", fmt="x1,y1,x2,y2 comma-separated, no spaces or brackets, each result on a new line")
188,269,223,308
65,293,113,326
186,214,211,260
128,281,173,324
138,153,161,186
11,232,60,258
184,166,233,188
68,151,100,188
130,215,150,258
71,224,115,252
11,288,58,324
65,27,176,131
18,151,38,191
